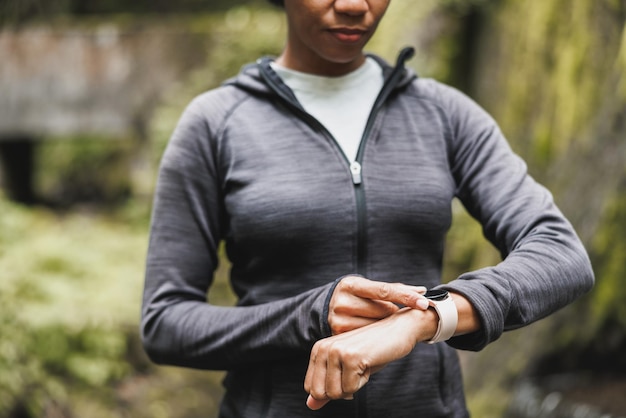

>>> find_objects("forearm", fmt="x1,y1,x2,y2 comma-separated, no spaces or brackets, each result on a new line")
451,292,481,336
141,282,333,370
442,233,593,352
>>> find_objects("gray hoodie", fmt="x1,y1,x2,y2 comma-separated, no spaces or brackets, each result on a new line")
141,48,594,417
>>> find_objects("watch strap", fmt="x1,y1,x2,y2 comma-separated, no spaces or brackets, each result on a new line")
427,294,458,344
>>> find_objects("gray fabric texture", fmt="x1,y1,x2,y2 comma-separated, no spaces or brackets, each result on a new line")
141,49,594,418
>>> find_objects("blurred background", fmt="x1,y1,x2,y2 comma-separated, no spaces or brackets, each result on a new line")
0,0,625,417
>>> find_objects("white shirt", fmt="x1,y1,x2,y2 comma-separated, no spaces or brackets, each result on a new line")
271,58,384,162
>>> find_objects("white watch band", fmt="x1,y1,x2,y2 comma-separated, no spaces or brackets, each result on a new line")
426,291,458,344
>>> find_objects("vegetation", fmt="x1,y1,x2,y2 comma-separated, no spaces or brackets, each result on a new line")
0,196,143,416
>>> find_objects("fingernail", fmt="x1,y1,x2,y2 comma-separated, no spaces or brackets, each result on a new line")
417,298,429,310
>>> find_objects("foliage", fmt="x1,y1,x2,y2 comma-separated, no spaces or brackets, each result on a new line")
0,196,144,416
0,192,234,417
587,177,626,333
149,7,287,171
472,0,626,171
35,138,135,208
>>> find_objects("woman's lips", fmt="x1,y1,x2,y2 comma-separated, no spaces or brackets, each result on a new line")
328,28,367,43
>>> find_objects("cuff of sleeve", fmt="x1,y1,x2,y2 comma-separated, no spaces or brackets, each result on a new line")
319,277,344,337
440,272,505,351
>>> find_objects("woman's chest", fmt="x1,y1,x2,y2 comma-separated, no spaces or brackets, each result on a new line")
218,111,455,247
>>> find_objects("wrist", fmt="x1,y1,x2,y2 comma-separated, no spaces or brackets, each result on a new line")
401,307,439,344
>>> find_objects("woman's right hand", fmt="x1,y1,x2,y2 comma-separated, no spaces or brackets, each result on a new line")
306,306,437,410
327,275,429,335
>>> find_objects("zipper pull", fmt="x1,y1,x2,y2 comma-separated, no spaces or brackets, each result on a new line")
350,161,362,185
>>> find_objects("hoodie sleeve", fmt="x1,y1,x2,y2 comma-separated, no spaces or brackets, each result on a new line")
140,93,332,370
430,81,594,351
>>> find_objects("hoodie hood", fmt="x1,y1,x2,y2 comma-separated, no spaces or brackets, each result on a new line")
223,47,418,102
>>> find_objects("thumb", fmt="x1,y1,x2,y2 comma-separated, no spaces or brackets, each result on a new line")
306,394,330,410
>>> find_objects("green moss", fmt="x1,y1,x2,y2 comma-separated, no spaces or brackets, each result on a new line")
618,24,626,98
475,0,625,171
589,181,626,329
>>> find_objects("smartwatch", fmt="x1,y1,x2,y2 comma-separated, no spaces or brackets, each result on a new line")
424,289,458,344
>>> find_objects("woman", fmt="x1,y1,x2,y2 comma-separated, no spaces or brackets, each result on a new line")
141,0,594,416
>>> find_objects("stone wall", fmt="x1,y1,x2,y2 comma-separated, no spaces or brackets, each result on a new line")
0,20,210,139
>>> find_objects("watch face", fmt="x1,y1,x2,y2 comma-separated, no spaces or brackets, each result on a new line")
424,289,449,301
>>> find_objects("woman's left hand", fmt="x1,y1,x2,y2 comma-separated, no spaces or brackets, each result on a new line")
328,275,429,335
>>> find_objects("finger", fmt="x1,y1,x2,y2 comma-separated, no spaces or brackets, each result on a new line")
325,341,344,400
329,299,399,333
304,343,319,395
339,276,426,303
329,314,378,335
340,352,370,399
342,367,368,396
332,295,400,319
306,394,330,410
339,277,429,309
305,342,329,404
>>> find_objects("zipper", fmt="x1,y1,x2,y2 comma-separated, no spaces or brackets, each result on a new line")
258,49,414,418
350,48,415,276
258,48,414,278
353,161,367,274
350,161,362,185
